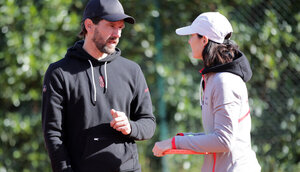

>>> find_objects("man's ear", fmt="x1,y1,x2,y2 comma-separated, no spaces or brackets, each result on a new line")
84,19,94,33
202,36,209,46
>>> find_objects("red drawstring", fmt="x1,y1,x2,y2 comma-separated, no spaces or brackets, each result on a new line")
199,68,206,90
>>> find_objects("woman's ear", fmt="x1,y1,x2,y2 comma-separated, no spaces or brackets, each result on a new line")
202,36,209,46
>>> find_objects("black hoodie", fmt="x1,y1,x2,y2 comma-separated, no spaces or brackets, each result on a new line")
42,40,156,172
201,51,252,82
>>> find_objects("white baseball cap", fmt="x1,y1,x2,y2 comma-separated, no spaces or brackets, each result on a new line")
176,12,233,44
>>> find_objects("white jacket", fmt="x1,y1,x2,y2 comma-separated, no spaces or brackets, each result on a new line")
174,53,261,172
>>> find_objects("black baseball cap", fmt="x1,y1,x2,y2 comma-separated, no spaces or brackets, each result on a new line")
82,0,135,24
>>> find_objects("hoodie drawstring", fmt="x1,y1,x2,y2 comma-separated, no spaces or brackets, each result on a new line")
104,61,108,92
200,77,203,107
88,60,109,103
88,60,97,103
199,68,206,108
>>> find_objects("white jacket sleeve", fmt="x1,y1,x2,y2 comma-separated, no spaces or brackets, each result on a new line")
175,75,242,153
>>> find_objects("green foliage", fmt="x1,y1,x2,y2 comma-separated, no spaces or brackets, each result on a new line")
0,0,82,171
0,111,50,172
0,0,299,171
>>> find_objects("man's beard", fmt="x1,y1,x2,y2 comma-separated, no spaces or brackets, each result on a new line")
92,29,117,54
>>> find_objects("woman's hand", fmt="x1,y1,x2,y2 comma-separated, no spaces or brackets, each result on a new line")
152,138,173,157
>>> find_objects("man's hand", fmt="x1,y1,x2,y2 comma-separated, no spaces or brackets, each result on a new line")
110,109,131,135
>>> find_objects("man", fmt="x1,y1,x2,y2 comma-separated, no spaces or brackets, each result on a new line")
42,0,156,171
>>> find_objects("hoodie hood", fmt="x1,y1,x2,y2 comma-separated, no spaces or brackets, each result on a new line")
201,51,252,82
65,40,120,63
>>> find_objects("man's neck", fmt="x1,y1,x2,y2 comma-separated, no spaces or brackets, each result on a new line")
98,53,108,60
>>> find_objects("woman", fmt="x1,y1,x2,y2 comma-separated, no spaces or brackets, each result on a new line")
152,12,261,172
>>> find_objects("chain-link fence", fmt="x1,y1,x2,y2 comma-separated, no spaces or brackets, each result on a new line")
232,0,300,171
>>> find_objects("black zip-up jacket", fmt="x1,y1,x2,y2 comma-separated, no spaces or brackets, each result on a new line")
42,40,156,172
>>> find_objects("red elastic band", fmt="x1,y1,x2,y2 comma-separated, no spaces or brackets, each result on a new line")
171,137,176,149
212,153,216,172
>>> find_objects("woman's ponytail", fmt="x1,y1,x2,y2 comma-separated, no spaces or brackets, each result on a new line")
202,33,239,68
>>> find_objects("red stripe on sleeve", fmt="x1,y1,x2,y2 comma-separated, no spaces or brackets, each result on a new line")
238,109,250,123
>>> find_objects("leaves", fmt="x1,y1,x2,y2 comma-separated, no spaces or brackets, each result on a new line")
0,0,299,171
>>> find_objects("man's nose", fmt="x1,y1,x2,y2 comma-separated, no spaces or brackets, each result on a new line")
112,28,122,38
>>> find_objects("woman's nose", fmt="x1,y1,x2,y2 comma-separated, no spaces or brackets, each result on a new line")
188,38,192,45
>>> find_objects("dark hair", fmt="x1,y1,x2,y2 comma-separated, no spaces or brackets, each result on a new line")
78,17,102,39
200,33,239,68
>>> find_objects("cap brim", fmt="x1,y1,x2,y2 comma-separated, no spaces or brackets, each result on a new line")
175,25,197,35
102,14,135,24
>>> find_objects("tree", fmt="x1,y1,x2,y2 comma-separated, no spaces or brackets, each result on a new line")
0,0,299,171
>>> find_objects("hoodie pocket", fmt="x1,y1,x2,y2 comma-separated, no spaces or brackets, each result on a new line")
80,135,135,172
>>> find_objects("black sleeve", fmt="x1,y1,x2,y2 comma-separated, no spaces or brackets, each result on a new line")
42,64,73,172
128,66,156,140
